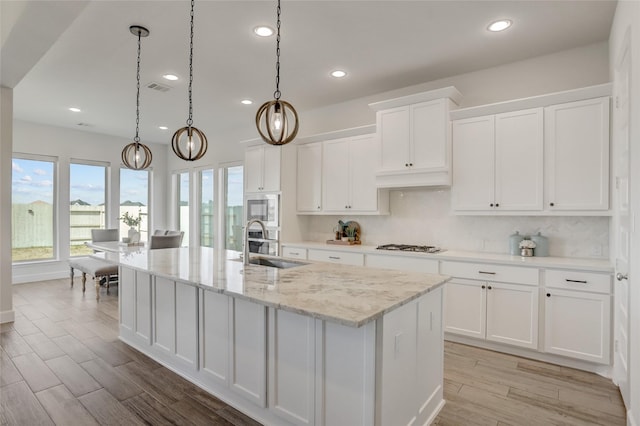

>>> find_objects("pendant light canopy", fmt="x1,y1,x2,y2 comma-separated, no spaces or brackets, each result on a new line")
255,0,299,146
171,0,208,162
122,25,153,170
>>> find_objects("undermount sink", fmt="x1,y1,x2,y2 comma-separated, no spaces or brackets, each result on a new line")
248,257,309,269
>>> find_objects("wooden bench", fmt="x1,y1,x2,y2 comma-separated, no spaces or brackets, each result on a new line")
69,257,118,301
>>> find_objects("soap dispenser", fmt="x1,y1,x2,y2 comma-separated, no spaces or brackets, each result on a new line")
509,231,524,256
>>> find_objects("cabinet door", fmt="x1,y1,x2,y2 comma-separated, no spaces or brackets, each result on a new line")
545,97,610,210
245,146,264,192
544,289,611,364
322,138,350,212
349,135,378,212
262,145,281,192
119,266,135,333
412,99,448,170
175,282,198,369
444,279,485,339
297,143,323,212
135,271,152,344
200,290,229,386
485,282,538,349
494,108,543,211
153,277,176,355
378,107,410,171
451,116,495,211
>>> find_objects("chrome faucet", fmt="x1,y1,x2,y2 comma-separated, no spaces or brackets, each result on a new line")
243,219,267,266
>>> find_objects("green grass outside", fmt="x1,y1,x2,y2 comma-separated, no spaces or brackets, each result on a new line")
12,245,93,262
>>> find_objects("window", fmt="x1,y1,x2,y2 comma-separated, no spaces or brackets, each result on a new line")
120,168,150,243
199,169,214,247
177,172,190,243
11,156,57,262
69,162,107,256
224,165,243,252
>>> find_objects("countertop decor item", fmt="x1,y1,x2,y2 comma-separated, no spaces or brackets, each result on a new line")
255,0,299,145
121,25,152,170
519,239,536,257
326,239,362,245
531,232,549,256
509,231,524,256
171,0,208,161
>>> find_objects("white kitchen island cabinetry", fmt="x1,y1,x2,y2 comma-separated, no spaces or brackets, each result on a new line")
369,87,462,188
245,144,281,193
544,97,610,211
544,269,611,364
113,248,447,426
441,261,539,350
451,108,544,212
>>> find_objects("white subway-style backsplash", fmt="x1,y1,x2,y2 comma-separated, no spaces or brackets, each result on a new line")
301,189,609,259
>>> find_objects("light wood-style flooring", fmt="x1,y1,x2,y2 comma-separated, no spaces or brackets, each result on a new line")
0,278,627,425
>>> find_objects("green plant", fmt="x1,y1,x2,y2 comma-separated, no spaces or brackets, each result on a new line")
345,224,357,239
119,211,141,228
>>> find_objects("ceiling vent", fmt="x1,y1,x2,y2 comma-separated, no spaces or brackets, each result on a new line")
146,81,171,92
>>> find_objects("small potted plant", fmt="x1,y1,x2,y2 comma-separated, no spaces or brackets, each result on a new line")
120,211,142,244
519,239,536,257
345,224,357,242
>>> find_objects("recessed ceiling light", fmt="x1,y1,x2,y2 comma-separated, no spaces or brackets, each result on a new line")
487,19,512,32
162,74,178,81
241,99,253,105
159,126,168,130
68,107,81,112
254,26,274,37
330,70,347,78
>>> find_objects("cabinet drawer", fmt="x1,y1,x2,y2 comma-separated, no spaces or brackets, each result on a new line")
545,269,611,294
282,247,308,260
307,249,364,266
365,254,438,273
440,261,538,286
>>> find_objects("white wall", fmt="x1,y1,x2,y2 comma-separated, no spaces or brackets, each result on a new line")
1,87,14,322
292,42,611,258
609,1,640,423
11,120,168,283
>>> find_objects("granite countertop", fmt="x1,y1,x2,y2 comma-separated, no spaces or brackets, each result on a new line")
282,242,613,273
97,247,448,328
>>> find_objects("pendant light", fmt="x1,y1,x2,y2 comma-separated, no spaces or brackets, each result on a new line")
122,25,153,170
171,0,208,161
255,0,299,145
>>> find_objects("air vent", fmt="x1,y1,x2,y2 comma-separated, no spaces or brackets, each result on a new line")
146,81,171,92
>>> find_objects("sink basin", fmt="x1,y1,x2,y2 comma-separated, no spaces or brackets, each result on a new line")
248,257,309,269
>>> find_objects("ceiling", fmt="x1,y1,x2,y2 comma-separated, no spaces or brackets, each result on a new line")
2,1,616,146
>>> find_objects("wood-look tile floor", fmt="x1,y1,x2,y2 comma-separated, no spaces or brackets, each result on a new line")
0,278,627,426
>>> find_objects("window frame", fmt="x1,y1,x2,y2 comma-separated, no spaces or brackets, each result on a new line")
119,166,152,241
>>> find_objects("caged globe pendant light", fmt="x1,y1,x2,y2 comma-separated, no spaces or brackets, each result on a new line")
171,0,208,162
122,25,153,170
255,0,299,145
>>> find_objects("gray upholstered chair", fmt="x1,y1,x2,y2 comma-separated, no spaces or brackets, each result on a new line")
164,230,185,244
91,228,119,243
149,234,183,249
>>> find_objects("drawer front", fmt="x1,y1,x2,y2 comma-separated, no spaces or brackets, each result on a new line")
545,269,611,294
365,254,438,273
440,261,538,286
308,249,364,266
282,247,308,260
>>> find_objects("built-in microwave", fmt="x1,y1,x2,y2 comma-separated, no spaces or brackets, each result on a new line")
245,193,279,228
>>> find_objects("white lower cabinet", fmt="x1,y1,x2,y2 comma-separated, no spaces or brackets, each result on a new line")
365,253,439,273
307,248,364,266
200,289,230,385
544,269,611,364
119,268,151,346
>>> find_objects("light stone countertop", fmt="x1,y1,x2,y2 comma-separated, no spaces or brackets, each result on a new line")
97,247,448,328
282,242,613,273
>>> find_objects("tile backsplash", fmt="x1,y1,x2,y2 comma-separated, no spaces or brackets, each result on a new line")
300,189,610,259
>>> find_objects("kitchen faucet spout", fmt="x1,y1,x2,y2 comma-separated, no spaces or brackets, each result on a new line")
243,219,267,265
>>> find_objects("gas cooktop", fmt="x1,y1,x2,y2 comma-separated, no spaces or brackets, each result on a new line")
376,244,444,254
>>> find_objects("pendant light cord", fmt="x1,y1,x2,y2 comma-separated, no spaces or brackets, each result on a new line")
134,30,142,144
274,0,281,100
187,0,195,126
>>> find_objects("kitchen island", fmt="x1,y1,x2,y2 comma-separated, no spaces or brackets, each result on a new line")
98,247,448,426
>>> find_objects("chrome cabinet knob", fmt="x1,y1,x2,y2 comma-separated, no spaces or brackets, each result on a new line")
616,272,628,281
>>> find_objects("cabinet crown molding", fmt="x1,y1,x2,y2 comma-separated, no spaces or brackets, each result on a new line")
450,83,612,121
368,86,462,111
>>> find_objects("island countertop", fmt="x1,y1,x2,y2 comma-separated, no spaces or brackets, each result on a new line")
98,247,449,327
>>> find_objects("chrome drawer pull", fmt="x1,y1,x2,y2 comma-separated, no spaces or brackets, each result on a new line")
565,279,587,284
478,271,496,275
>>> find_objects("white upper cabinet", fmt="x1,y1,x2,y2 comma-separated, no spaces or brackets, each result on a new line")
323,135,380,213
545,97,610,211
245,145,281,193
452,108,543,212
296,143,322,212
369,86,462,188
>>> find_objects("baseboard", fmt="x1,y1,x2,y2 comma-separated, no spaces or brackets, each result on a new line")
0,310,15,324
12,270,68,284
